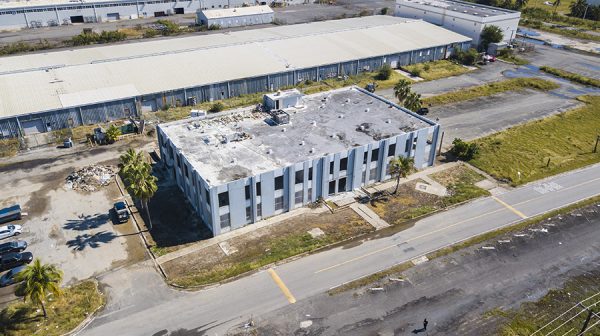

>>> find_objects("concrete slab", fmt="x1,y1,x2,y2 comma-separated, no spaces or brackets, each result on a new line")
475,179,498,190
307,228,325,239
218,241,238,256
415,181,447,197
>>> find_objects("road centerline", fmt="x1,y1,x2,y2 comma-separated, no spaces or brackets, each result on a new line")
267,268,297,304
492,196,528,219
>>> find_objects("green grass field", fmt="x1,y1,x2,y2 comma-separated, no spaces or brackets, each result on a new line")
469,95,600,185
422,78,559,106
540,66,600,88
402,60,470,81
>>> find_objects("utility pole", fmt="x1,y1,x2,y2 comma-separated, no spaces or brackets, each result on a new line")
579,309,593,335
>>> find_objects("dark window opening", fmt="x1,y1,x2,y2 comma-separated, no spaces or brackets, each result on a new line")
70,15,84,23
328,181,335,194
329,161,334,174
363,152,368,164
388,144,396,157
184,164,189,179
295,170,304,184
274,196,284,210
245,185,251,199
371,148,379,162
205,188,211,205
340,157,348,171
405,138,411,152
174,7,184,14
256,182,262,196
275,176,284,190
218,192,229,207
308,167,313,180
339,177,347,191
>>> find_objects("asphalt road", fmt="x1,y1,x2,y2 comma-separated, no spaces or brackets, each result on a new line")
249,200,600,335
79,163,600,336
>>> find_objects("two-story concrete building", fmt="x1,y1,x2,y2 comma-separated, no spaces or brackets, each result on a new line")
157,87,440,236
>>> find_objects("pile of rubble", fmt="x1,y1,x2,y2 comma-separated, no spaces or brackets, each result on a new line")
66,165,117,192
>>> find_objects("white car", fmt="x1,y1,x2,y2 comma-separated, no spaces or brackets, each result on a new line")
0,225,22,240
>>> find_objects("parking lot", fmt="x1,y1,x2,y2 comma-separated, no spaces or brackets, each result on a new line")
0,139,152,304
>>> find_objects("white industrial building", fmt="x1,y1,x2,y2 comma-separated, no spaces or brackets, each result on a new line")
0,16,471,139
395,0,520,46
0,0,260,30
157,87,441,235
196,5,273,28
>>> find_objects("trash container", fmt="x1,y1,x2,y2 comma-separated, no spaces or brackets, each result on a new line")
63,138,73,148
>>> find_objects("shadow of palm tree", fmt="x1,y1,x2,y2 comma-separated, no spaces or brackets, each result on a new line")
0,305,41,334
63,213,110,231
66,231,117,251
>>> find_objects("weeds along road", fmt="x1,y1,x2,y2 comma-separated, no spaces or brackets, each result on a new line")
80,163,600,336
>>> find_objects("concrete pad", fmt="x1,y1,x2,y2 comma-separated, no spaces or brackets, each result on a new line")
489,186,510,196
333,197,355,208
300,320,313,328
307,228,325,238
218,241,238,256
475,179,497,190
411,255,429,265
415,182,447,197
350,203,390,230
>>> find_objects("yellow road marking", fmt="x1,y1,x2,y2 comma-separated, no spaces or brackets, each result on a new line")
492,196,528,219
315,176,600,274
267,268,296,304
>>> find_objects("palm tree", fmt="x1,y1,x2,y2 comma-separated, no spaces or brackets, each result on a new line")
125,161,158,230
389,156,414,195
515,0,528,8
120,148,145,176
553,0,561,13
403,91,422,112
393,79,412,104
15,259,63,318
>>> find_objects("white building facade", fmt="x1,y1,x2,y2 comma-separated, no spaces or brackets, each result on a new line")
395,0,520,46
196,5,273,28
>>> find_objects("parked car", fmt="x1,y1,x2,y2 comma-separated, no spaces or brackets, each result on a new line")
0,252,33,272
113,201,130,224
0,240,28,256
0,205,21,224
0,225,22,240
0,265,26,287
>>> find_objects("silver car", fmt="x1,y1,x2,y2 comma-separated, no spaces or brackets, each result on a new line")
0,225,22,240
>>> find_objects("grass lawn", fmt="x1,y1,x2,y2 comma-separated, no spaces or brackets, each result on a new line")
422,78,560,106
0,138,19,158
402,60,470,81
496,53,530,65
524,0,575,15
430,164,490,206
469,95,600,185
540,66,600,88
0,280,104,336
487,270,600,335
163,209,373,288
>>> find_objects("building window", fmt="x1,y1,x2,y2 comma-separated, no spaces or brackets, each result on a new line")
218,192,229,207
245,185,251,199
274,196,284,210
308,167,313,180
328,181,335,194
245,207,252,221
339,177,347,192
295,191,303,203
371,148,379,162
205,188,211,205
220,213,230,229
388,143,396,157
363,152,368,164
295,170,304,184
257,203,262,217
256,182,261,196
405,138,411,152
307,188,313,200
329,161,334,174
184,164,189,179
275,176,284,190
340,157,348,171
369,168,377,181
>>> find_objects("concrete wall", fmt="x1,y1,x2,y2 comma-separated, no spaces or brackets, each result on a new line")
158,109,440,236
395,0,520,46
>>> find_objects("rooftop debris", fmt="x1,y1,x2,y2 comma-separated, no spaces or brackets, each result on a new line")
66,165,116,192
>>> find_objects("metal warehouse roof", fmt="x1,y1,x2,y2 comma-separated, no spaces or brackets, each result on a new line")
399,0,516,16
0,16,471,119
0,0,130,9
199,5,274,19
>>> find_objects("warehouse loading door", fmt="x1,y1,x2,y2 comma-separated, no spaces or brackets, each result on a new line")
21,119,45,135
106,13,120,21
174,8,184,14
70,16,84,23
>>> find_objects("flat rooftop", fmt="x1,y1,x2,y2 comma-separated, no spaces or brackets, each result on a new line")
0,16,470,120
0,0,130,9
160,87,433,187
399,0,516,17
199,5,273,19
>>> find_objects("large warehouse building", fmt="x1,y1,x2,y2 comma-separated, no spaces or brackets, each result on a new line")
196,5,274,28
0,16,471,139
395,0,520,46
0,0,263,30
157,87,441,235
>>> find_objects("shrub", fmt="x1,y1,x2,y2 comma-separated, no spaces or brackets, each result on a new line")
453,48,479,66
156,19,181,35
480,25,503,50
105,125,122,144
423,63,431,71
143,28,159,38
380,7,390,15
208,24,221,30
209,102,225,113
450,138,479,161
376,64,393,80
409,68,421,77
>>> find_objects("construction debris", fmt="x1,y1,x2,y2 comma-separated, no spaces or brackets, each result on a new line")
66,165,117,192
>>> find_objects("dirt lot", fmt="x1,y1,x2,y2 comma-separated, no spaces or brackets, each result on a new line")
0,139,152,301
162,208,373,288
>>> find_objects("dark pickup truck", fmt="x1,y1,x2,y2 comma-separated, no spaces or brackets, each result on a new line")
0,205,21,224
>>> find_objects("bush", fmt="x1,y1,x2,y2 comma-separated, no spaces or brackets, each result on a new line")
71,30,127,46
450,138,479,161
423,63,431,71
143,28,159,38
409,68,421,77
105,125,122,144
156,19,181,35
480,25,503,50
453,48,479,66
376,64,393,80
208,24,221,30
380,7,390,15
208,102,225,113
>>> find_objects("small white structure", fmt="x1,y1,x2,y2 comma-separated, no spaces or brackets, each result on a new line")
197,5,274,28
395,0,520,46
